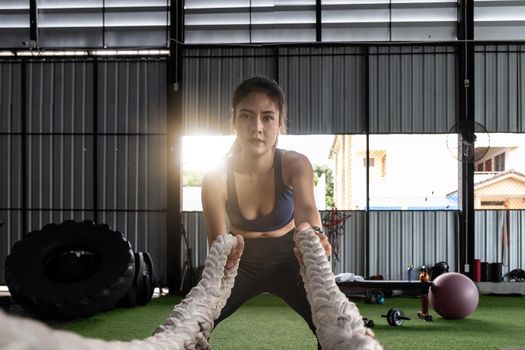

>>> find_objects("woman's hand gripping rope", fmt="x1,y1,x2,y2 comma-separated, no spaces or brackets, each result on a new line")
226,235,244,270
293,223,332,267
293,223,383,350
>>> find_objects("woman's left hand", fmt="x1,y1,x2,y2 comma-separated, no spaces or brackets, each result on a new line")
294,223,332,266
316,230,332,257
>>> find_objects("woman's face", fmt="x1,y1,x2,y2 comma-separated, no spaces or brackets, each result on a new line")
234,91,282,156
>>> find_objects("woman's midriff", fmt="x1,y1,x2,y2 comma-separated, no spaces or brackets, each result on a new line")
230,219,295,239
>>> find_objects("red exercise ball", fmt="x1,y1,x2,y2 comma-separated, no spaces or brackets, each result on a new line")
429,272,479,319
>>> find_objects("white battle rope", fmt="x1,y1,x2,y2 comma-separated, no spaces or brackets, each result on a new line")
0,234,239,350
296,227,383,350
0,229,382,350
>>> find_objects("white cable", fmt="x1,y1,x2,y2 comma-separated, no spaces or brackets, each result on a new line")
296,227,383,350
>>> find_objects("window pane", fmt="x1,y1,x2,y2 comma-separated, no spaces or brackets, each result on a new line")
184,0,316,44
182,134,463,212
368,134,458,210
475,0,525,40
36,0,169,48
0,0,30,48
330,135,367,209
474,133,525,210
322,0,457,42
182,135,337,211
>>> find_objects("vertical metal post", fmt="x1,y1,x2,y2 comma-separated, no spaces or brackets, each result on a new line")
457,0,475,277
29,0,38,47
93,59,99,223
364,46,370,277
273,48,279,82
25,0,37,233
315,0,322,42
167,0,184,293
388,0,392,41
21,61,28,237
249,0,252,43
102,0,106,48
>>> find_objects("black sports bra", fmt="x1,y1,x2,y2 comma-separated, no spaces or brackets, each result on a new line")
226,149,294,232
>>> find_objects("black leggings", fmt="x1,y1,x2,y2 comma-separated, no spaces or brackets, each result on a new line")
214,229,317,340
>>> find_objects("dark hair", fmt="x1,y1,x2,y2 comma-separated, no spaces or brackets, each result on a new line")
232,76,287,133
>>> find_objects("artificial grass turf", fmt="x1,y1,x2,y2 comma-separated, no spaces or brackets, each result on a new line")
57,293,525,350
57,294,184,341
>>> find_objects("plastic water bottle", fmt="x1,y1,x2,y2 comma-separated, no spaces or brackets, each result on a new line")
407,262,414,282
420,265,430,283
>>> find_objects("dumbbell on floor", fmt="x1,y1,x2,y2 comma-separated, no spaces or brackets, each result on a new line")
363,317,375,328
381,308,411,326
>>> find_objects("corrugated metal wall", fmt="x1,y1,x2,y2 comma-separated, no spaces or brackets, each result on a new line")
95,59,168,283
183,45,457,135
183,48,277,135
369,211,457,279
181,210,458,280
25,61,95,229
475,45,525,133
475,210,525,274
0,61,23,285
330,210,366,276
279,47,366,134
0,58,168,285
369,46,457,134
181,211,211,279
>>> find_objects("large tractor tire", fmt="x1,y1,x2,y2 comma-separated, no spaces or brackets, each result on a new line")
117,252,156,308
5,220,135,320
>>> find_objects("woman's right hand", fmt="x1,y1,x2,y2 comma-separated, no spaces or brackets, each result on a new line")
226,234,244,270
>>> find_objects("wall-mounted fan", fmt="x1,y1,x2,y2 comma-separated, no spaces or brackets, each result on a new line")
446,121,490,163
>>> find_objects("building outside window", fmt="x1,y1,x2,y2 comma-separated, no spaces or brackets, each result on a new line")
494,152,505,171
473,134,525,209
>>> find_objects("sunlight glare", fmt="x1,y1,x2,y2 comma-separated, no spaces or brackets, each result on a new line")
183,135,235,172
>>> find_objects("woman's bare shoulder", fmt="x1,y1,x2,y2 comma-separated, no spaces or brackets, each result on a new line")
280,150,313,186
281,149,312,170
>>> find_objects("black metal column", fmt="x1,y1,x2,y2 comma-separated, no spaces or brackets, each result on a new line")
315,0,322,42
24,1,37,237
167,0,184,293
93,59,99,223
21,61,28,237
29,0,38,47
364,46,370,277
457,0,475,277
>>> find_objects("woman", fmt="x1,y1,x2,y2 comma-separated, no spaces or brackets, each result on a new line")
201,76,332,341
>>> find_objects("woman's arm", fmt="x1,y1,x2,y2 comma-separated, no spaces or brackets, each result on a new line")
201,170,244,269
287,152,331,257
201,171,228,244
288,152,322,228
